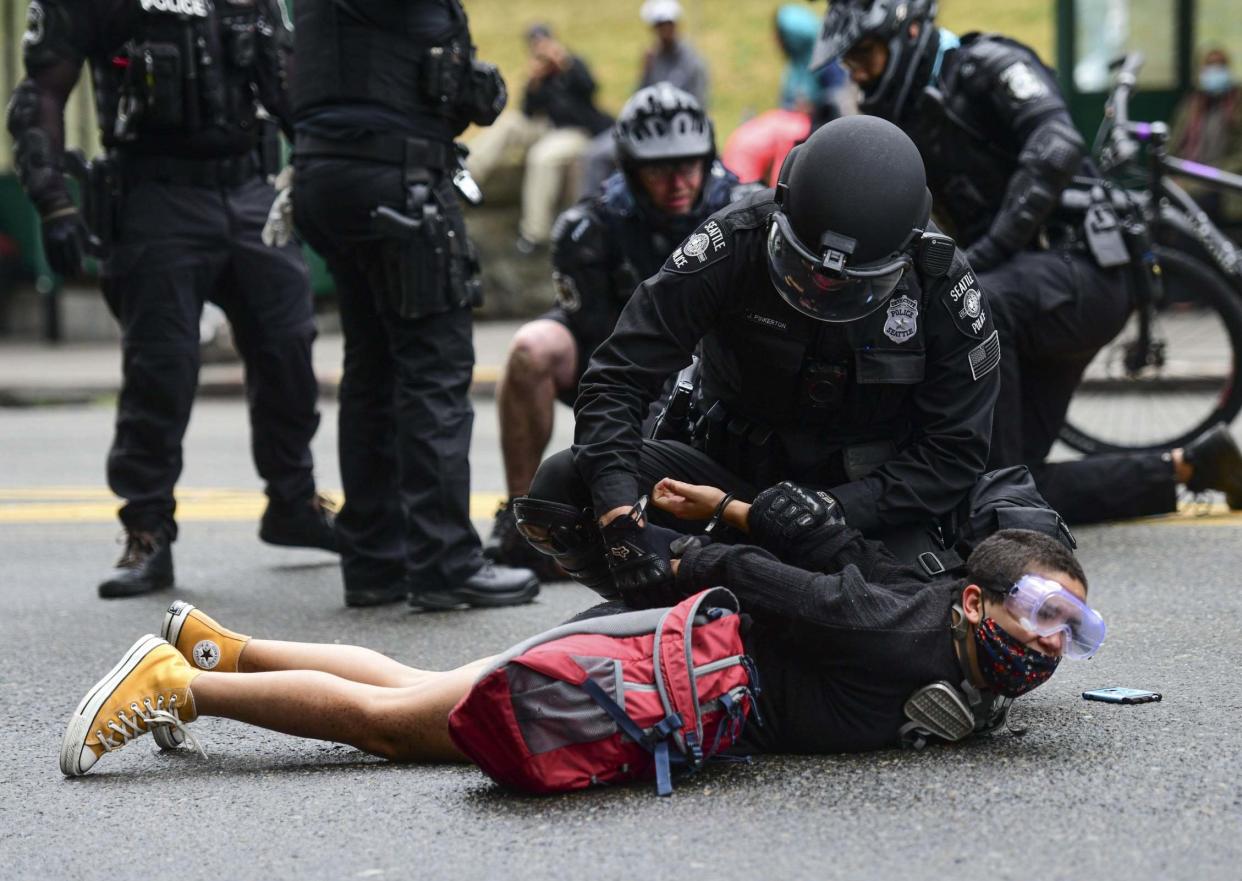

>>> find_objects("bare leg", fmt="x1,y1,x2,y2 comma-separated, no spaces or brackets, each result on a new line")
191,656,495,762
239,639,438,688
497,319,578,497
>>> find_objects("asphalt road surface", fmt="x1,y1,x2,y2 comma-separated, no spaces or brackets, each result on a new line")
1,399,1239,880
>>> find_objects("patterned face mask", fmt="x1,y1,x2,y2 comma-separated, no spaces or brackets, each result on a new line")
973,617,1061,698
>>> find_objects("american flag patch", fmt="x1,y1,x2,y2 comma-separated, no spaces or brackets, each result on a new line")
968,330,1001,381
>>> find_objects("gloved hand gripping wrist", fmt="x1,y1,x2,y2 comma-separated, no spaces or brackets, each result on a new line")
748,482,845,555
600,496,684,608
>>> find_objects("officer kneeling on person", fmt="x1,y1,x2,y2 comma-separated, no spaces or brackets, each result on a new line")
518,114,1000,607
486,84,760,579
288,0,539,609
7,0,337,599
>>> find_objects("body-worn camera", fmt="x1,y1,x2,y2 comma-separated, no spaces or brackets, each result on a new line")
799,360,849,410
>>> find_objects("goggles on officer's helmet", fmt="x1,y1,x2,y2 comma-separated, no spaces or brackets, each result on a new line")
765,210,914,323
1001,574,1106,660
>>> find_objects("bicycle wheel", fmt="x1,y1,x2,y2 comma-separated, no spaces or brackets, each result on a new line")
1060,246,1242,454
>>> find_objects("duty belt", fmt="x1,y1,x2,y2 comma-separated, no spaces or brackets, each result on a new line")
296,134,457,170
116,153,259,188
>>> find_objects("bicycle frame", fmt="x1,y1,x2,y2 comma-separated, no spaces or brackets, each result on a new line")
1121,122,1242,281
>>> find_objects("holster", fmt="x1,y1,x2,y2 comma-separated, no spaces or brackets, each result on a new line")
369,166,482,319
649,360,699,442
693,397,778,484
63,150,119,260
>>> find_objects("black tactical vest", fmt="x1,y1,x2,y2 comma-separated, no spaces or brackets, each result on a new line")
91,0,268,158
906,37,1025,246
292,0,470,139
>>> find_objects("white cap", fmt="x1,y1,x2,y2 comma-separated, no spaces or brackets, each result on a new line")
641,0,682,25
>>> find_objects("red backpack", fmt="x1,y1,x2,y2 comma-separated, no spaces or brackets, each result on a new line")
448,588,761,796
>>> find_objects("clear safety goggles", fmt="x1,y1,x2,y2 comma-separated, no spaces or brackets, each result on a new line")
1004,574,1106,660
765,211,912,323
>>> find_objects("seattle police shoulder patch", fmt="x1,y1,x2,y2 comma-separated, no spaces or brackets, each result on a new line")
941,269,992,339
998,61,1047,102
663,218,730,274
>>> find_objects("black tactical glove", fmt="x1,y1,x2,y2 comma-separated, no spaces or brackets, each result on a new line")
600,498,682,609
749,482,845,553
41,212,86,278
669,533,711,559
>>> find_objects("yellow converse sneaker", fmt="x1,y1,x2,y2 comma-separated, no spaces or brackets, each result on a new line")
161,600,250,673
60,635,202,777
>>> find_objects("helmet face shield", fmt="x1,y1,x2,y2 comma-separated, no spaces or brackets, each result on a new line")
765,211,911,323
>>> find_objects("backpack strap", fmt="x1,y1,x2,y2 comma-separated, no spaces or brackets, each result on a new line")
580,677,685,797
918,548,965,577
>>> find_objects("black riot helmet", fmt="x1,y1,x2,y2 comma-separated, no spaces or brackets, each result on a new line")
613,83,716,216
767,115,931,323
811,0,940,122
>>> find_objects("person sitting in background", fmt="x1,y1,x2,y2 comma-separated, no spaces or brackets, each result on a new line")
638,0,709,103
1169,48,1242,231
577,0,710,198
466,24,613,253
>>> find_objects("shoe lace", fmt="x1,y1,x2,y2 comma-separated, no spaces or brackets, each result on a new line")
96,693,208,760
312,493,338,515
115,531,158,569
1178,486,1218,517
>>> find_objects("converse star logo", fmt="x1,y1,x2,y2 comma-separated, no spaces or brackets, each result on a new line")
192,639,222,670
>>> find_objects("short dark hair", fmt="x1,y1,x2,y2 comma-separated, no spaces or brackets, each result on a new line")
965,528,1088,597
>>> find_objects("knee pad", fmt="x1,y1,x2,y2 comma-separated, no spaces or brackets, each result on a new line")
511,496,616,599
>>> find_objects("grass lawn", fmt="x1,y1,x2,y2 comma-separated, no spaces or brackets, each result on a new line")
464,0,1055,141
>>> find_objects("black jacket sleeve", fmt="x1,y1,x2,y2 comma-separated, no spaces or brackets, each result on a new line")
255,0,296,141
6,0,99,218
675,540,938,637
966,41,1085,268
825,252,1001,533
571,231,738,513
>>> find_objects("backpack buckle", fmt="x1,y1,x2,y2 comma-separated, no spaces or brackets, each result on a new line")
918,551,946,576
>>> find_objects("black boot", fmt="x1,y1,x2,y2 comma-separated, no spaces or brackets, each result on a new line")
409,562,540,611
98,531,175,599
259,494,339,552
483,499,565,582
1183,423,1242,509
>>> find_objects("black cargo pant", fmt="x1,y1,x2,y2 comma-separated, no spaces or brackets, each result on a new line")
102,171,320,541
983,249,1178,524
294,156,485,593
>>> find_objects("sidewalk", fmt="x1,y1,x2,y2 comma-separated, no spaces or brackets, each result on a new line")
0,320,522,406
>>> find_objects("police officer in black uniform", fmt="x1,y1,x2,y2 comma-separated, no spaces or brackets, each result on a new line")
289,0,539,609
7,0,336,598
487,84,759,578
811,0,1242,524
518,115,1001,608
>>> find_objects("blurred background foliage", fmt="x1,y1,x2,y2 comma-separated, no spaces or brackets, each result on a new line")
464,0,1053,142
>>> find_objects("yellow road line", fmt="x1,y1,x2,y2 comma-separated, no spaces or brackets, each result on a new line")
0,486,1237,527
0,487,506,523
